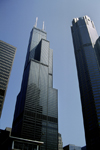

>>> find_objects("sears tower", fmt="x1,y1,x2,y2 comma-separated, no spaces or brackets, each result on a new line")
12,20,58,150
71,16,100,150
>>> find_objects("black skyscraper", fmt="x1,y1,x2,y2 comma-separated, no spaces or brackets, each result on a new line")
71,15,100,150
12,25,58,150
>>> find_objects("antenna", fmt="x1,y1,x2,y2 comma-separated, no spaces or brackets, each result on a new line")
34,17,38,28
42,21,44,31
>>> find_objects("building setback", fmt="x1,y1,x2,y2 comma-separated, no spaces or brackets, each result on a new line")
0,40,16,117
11,26,58,150
71,15,100,150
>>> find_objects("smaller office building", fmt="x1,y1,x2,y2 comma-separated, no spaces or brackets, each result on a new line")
81,146,87,150
63,144,81,150
58,133,63,150
0,128,44,150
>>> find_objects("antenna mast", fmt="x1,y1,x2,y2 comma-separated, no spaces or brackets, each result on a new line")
34,17,38,28
42,21,44,31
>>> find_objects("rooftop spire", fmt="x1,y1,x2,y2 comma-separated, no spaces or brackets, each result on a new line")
34,17,38,28
42,21,44,31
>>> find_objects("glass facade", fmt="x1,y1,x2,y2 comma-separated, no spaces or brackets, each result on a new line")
71,16,100,150
12,27,58,150
0,40,16,117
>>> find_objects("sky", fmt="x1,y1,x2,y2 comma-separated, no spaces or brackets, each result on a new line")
0,0,100,148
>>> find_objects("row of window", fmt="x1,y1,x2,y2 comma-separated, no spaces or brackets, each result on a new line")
94,93,100,97
92,88,100,92
90,74,100,79
0,74,8,80
0,44,15,52
0,55,13,65
24,111,57,123
0,58,12,66
0,61,12,69
0,42,15,50
96,110,100,112
0,83,6,89
0,77,8,83
92,81,100,86
0,67,10,73
0,48,15,58
93,91,100,94
0,53,14,61
0,42,16,50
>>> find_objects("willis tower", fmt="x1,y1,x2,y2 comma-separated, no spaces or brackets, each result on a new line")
12,19,58,150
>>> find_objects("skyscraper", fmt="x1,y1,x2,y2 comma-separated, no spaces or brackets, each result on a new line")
0,40,16,117
71,15,100,150
12,25,58,150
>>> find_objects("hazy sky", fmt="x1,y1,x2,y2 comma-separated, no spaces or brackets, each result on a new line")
1,0,100,147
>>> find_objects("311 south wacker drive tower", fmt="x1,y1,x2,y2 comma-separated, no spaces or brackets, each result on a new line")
71,15,100,150
11,23,58,150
